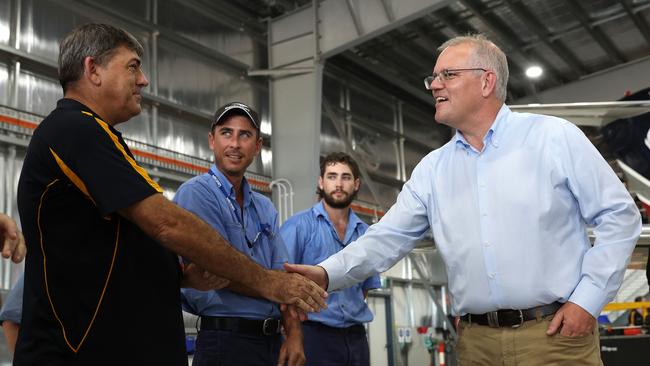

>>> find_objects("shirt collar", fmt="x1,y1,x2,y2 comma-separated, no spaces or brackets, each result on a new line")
210,165,253,207
454,104,510,151
58,98,109,125
312,200,363,231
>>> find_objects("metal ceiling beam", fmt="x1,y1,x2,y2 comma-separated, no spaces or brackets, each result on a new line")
563,0,626,64
619,0,650,48
179,0,267,44
502,0,588,75
454,0,568,84
339,52,434,107
55,0,253,75
270,0,453,70
363,30,436,72
408,20,448,52
346,44,426,92
513,56,650,104
532,1,650,44
428,10,473,36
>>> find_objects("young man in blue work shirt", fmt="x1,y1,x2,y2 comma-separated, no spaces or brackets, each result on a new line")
281,152,380,366
174,102,305,366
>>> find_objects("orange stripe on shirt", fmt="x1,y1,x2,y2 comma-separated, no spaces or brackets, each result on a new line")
86,112,162,193
49,148,97,206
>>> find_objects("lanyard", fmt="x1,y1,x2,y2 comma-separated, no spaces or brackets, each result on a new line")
207,168,273,248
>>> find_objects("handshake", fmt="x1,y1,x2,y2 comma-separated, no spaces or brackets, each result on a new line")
183,261,330,319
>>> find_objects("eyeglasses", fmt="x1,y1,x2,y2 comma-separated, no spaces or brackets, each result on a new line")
423,68,488,90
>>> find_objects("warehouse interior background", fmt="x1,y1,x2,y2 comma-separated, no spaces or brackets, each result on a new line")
1,0,650,365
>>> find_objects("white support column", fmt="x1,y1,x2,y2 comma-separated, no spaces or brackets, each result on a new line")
268,0,450,212
270,66,324,212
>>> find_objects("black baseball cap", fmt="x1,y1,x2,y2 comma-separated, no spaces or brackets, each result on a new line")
211,102,260,131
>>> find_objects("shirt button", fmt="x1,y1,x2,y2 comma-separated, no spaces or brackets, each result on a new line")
482,212,488,217
484,242,490,247
480,182,486,188
489,273,496,279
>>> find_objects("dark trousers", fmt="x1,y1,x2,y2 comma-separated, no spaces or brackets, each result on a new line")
302,321,370,366
192,329,281,366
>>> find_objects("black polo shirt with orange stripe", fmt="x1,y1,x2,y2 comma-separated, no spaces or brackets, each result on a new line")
16,98,186,365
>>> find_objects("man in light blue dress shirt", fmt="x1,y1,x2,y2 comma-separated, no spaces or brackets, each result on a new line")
281,152,380,366
175,102,305,366
285,35,642,365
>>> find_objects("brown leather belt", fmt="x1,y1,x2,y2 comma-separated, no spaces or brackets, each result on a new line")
199,316,281,336
460,302,562,328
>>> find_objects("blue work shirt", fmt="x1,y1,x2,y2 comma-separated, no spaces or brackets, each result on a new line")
174,166,287,320
321,104,642,317
281,201,380,328
0,274,23,324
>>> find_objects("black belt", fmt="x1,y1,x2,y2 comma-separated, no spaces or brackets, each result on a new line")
199,316,281,336
303,321,366,335
460,302,562,328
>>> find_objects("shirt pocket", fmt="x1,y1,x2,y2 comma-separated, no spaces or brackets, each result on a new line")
223,222,246,249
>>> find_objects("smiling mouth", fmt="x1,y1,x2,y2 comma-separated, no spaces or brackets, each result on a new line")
435,96,448,104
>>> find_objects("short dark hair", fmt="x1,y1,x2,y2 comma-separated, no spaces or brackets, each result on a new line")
58,23,144,92
320,152,361,179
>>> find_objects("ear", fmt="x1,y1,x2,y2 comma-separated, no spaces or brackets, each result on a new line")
83,56,102,86
318,176,324,191
208,131,215,151
255,136,263,155
481,71,497,98
354,178,360,192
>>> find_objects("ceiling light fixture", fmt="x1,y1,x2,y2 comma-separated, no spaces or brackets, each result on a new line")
525,66,543,79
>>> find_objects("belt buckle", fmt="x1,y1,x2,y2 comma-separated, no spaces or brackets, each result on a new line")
511,310,524,328
263,318,279,335
487,311,499,328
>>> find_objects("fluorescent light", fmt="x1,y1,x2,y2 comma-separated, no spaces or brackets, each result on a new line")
525,66,543,78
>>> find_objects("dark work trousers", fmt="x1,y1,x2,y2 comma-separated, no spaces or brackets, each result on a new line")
302,321,370,366
192,329,281,366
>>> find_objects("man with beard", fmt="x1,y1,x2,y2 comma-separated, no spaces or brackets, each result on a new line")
280,152,380,366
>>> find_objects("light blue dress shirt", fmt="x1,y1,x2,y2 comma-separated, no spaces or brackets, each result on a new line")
321,104,642,317
281,201,381,328
0,274,23,324
174,166,287,319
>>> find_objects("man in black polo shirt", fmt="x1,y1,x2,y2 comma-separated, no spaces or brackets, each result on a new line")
15,23,326,365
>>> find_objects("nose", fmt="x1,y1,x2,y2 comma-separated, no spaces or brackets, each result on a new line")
230,135,241,148
430,76,444,90
138,71,150,87
335,177,343,188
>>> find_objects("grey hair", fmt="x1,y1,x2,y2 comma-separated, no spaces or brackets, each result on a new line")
58,23,144,92
438,34,509,102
